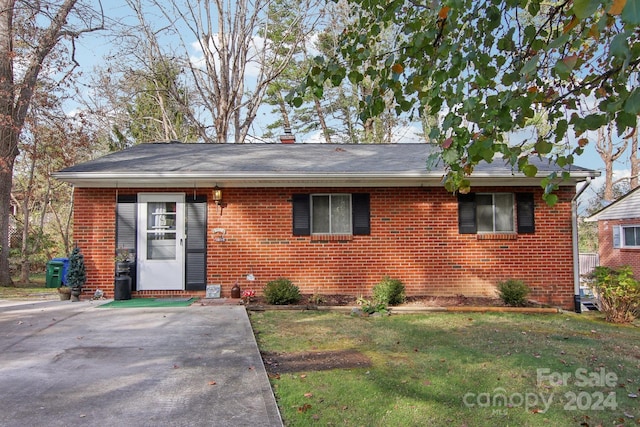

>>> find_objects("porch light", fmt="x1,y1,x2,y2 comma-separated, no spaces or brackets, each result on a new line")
214,186,223,205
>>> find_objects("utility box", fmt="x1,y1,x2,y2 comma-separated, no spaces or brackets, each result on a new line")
206,284,221,299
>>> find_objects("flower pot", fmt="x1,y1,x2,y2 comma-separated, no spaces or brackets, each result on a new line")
58,288,71,301
70,288,81,302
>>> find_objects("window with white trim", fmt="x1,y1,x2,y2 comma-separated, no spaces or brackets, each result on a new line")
476,193,514,232
458,192,534,234
292,193,370,236
311,194,351,234
613,225,640,248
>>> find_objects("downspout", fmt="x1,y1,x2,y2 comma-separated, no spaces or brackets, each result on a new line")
572,177,592,313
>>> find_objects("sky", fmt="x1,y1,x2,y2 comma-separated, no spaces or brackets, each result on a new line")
69,0,632,204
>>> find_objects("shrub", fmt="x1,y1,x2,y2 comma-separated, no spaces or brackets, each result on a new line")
356,296,388,315
263,278,301,305
497,279,530,306
591,266,640,323
372,276,406,305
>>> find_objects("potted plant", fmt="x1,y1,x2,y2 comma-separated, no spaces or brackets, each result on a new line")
115,248,131,275
57,285,71,301
66,246,87,302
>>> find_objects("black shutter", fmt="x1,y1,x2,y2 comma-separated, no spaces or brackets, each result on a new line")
516,193,535,234
185,195,207,291
352,193,371,235
458,193,477,234
292,194,310,236
116,195,137,290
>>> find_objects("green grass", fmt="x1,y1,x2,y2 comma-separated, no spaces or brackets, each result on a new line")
249,311,640,427
0,274,56,299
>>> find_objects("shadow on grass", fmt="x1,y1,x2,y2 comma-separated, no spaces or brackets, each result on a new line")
251,311,640,427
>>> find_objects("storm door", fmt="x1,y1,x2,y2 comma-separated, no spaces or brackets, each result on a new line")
137,193,185,290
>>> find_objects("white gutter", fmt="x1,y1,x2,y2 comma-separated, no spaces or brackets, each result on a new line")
572,177,592,313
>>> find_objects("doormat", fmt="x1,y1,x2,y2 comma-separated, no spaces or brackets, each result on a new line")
98,298,197,308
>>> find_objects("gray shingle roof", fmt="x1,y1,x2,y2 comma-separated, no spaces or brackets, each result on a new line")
54,142,597,188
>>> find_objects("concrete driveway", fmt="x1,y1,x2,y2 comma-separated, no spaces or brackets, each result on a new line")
0,299,282,427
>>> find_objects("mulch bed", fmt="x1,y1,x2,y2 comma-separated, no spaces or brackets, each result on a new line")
245,294,507,308
262,349,372,375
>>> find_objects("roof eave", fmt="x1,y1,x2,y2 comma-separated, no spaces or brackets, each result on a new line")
52,171,597,189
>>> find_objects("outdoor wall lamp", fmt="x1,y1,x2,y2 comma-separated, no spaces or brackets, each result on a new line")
214,186,223,205
214,185,227,214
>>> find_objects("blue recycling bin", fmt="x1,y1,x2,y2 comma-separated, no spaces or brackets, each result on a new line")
51,257,69,285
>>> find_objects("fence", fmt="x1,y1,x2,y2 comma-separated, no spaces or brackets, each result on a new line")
579,253,599,276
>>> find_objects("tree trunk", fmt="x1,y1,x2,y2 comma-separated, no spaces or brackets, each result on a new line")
19,137,38,283
314,98,332,144
630,126,638,190
0,156,15,286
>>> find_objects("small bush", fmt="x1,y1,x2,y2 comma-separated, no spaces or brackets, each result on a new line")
498,279,530,306
356,296,388,315
372,276,406,305
592,266,640,323
263,278,301,305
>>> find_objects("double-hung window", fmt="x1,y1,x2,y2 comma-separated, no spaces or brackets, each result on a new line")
476,193,514,233
311,194,351,234
613,225,640,248
292,193,370,236
458,192,535,234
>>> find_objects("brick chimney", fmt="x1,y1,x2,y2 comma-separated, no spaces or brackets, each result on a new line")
279,127,295,144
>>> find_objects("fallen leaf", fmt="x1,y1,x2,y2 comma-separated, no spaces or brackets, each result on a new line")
300,374,307,379
304,393,313,398
208,381,217,386
297,404,312,413
173,364,179,369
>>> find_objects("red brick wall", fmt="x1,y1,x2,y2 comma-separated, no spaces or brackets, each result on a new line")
597,218,640,277
73,185,576,308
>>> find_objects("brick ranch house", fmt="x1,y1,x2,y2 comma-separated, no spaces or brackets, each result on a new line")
586,186,640,278
53,142,597,310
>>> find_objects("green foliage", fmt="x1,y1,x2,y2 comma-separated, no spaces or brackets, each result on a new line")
592,266,640,323
355,296,388,315
111,61,198,149
372,276,405,305
263,278,301,305
290,0,639,200
66,247,86,290
497,279,530,306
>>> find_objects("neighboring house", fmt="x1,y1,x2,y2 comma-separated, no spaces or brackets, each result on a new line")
53,142,597,309
585,187,640,278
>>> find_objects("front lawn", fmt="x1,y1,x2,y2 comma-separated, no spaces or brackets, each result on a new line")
0,274,57,299
249,311,640,426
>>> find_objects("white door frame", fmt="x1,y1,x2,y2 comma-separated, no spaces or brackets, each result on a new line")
137,193,185,290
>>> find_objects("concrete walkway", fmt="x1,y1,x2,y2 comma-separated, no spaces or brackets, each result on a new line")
0,299,282,427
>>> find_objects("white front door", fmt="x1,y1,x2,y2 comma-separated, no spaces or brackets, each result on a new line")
137,193,185,290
